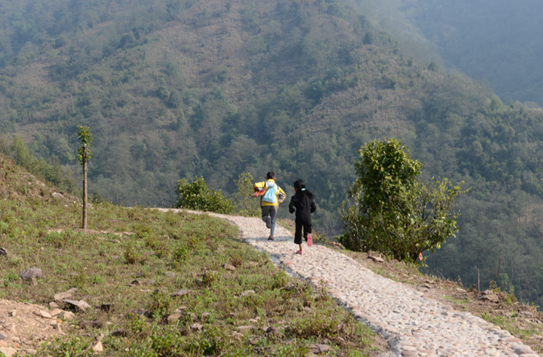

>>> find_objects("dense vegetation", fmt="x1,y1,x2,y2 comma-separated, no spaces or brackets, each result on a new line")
2,0,543,306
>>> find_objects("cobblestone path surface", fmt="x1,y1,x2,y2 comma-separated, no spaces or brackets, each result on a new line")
158,209,540,357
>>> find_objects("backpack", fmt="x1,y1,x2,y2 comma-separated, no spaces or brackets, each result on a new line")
262,181,277,203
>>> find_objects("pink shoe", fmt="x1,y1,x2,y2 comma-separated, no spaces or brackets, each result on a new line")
295,250,303,255
307,234,313,247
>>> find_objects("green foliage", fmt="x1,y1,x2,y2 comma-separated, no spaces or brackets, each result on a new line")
490,95,504,111
427,61,439,72
124,241,144,265
76,125,94,165
339,139,465,262
233,172,260,217
174,177,234,214
3,135,77,194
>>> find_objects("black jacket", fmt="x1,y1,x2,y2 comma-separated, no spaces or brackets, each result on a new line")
289,190,316,222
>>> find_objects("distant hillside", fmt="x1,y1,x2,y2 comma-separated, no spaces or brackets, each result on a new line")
395,0,543,107
3,0,543,306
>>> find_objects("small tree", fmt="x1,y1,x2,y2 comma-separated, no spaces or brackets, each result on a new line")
233,172,260,217
174,177,234,214
77,125,94,229
339,138,465,263
490,95,504,111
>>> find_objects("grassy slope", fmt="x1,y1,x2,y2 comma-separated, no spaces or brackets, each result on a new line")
0,155,385,356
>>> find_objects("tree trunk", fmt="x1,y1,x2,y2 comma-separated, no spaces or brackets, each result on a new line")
82,150,87,230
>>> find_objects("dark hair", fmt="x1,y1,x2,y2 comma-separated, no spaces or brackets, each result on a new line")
266,171,275,180
293,179,314,199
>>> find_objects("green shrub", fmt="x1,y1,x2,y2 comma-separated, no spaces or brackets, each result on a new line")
173,245,189,262
149,291,172,315
272,271,288,289
233,172,260,217
124,242,145,265
174,177,234,214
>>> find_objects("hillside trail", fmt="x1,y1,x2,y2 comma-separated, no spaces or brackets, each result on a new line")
155,209,539,357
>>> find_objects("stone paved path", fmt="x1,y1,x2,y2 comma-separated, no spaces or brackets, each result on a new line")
158,209,540,357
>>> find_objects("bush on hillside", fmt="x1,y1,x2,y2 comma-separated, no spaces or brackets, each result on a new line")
339,139,465,263
3,135,78,195
233,172,261,217
174,177,234,214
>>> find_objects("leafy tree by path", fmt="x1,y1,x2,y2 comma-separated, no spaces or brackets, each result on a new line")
77,125,94,230
339,139,466,263
174,177,234,214
233,172,261,217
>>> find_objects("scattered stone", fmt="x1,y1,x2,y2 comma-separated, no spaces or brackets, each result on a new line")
241,290,255,296
173,307,187,313
38,310,52,318
20,268,43,281
514,345,535,354
110,329,127,337
129,279,141,286
100,303,114,312
0,347,17,357
59,311,75,320
518,311,533,317
63,299,91,312
52,192,64,200
25,349,37,355
309,344,330,354
0,333,8,341
8,310,16,317
92,341,103,353
50,321,62,331
49,302,59,309
223,263,236,271
3,324,15,333
249,318,259,323
368,256,384,263
166,314,182,325
423,283,432,289
0,248,7,256
455,288,467,293
54,289,76,302
238,325,254,334
170,289,192,297
190,323,203,332
201,312,211,321
79,320,103,329
266,326,279,335
477,292,499,303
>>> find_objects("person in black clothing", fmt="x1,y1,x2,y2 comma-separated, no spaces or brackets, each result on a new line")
289,179,316,255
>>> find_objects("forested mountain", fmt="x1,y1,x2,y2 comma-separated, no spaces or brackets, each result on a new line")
393,0,543,107
2,0,543,306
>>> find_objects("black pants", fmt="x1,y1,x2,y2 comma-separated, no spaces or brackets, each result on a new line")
294,219,312,244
